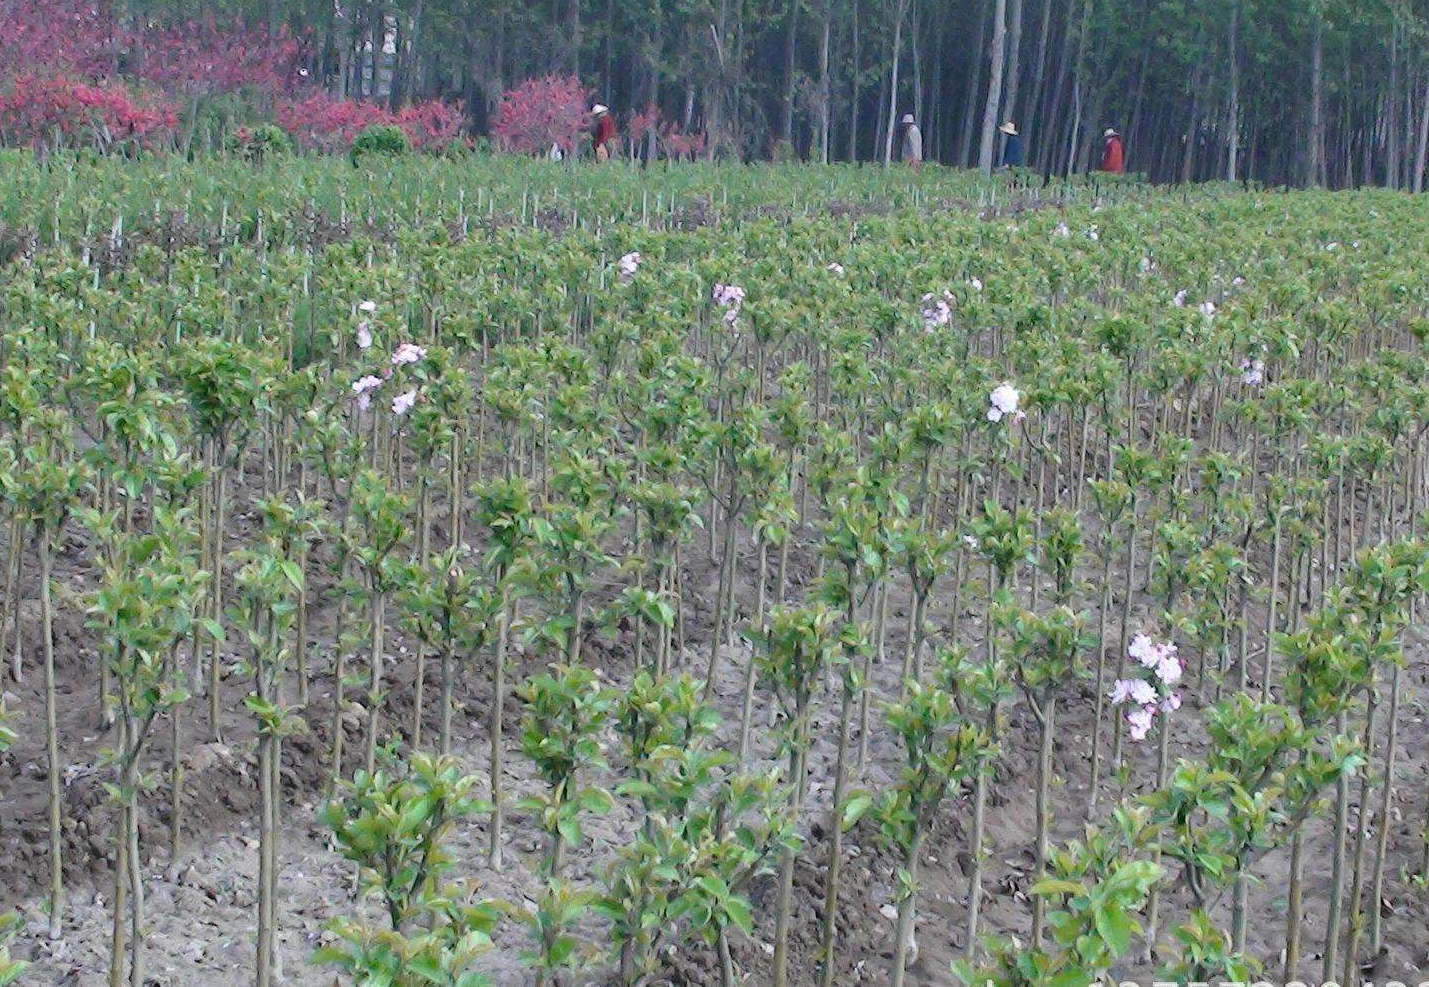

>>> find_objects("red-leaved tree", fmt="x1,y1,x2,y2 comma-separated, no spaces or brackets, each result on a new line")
394,100,463,150
275,92,462,153
0,0,122,77
133,20,305,98
275,93,392,152
0,73,176,152
491,75,589,156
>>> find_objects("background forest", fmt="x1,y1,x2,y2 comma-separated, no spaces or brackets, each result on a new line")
4,0,1429,186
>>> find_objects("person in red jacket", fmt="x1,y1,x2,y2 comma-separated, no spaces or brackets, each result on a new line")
591,104,617,161
1099,128,1125,174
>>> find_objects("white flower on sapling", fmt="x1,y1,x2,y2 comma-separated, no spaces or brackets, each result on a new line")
987,383,1023,424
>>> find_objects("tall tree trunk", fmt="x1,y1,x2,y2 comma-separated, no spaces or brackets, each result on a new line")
1026,0,1053,139
1038,0,1074,171
566,0,582,75
1182,66,1202,183
1309,12,1326,186
977,0,1008,173
818,1,832,162
779,0,799,145
1413,71,1429,193
847,0,861,160
1061,0,1092,176
1001,0,1024,126
1225,0,1240,181
960,0,989,166
882,0,911,165
1387,17,1401,188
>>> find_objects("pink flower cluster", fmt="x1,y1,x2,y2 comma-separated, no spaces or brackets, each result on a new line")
351,374,384,411
616,251,641,285
350,340,427,414
391,389,417,416
920,291,953,331
1109,634,1183,741
712,283,746,325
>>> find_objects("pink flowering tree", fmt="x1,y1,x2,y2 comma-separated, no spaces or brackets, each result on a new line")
275,93,461,154
0,0,123,77
0,74,177,153
275,93,392,153
491,74,588,156
133,20,305,98
394,100,463,151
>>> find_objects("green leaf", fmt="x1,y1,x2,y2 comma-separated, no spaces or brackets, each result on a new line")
840,792,874,830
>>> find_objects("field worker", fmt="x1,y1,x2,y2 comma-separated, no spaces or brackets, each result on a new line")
998,121,1025,168
900,113,923,169
1099,127,1125,174
591,104,617,161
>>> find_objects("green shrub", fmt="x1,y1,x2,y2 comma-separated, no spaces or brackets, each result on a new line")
225,123,294,162
351,124,410,162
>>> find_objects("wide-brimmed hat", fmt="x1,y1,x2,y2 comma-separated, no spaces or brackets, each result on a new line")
1103,127,1119,137
900,113,915,125
998,122,1018,136
592,104,609,115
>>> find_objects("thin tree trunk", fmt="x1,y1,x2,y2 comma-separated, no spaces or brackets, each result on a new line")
1413,72,1429,193
363,589,385,775
1368,662,1402,955
1225,0,1240,181
41,523,64,940
817,674,856,987
847,0,861,161
1309,13,1326,186
977,0,1009,173
779,0,799,145
1001,0,1024,127
882,0,911,165
960,0,989,167
489,581,512,869
818,1,832,163
1026,0,1053,141
890,833,921,987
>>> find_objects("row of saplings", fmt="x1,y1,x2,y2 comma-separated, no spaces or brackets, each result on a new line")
1,396,1423,986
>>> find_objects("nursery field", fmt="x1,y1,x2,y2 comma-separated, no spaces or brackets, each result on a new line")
2,156,1429,987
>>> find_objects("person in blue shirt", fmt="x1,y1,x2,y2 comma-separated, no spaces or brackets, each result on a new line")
999,121,1025,168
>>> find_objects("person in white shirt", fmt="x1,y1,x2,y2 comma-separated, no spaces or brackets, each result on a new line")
900,113,923,169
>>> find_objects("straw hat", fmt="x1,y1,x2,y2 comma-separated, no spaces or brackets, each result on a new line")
592,104,609,115
998,122,1018,136
901,113,915,125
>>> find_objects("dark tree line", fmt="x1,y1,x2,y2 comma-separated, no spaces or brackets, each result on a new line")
160,0,1429,185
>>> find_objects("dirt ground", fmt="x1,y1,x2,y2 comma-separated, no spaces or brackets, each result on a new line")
4,477,1429,987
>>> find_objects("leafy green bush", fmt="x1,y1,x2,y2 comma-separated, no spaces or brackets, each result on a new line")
224,123,294,162
351,123,410,162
